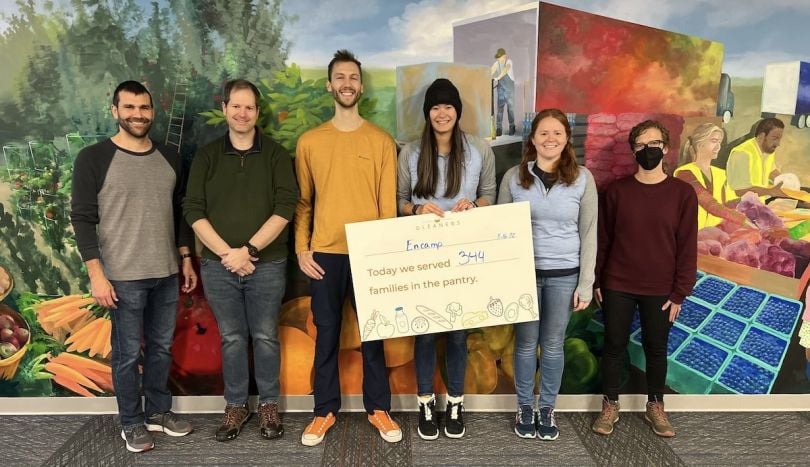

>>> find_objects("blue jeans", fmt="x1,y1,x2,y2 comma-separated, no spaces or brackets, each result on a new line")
200,257,286,405
496,75,515,129
415,330,467,397
513,273,577,408
109,274,179,428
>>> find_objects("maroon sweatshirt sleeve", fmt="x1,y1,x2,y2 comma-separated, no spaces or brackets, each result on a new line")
670,186,699,304
595,188,615,290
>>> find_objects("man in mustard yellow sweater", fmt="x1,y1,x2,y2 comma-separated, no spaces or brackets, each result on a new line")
295,49,401,447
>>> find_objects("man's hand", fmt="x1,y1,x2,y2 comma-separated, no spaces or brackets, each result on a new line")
90,273,118,309
181,258,198,292
573,291,590,312
297,250,325,280
662,300,681,322
765,181,785,198
221,247,255,275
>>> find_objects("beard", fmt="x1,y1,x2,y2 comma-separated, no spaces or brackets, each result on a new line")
118,117,152,138
332,87,361,109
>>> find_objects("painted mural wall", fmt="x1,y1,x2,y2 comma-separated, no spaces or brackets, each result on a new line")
1,0,810,400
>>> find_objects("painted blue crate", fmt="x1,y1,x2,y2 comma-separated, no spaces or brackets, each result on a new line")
629,324,690,371
669,336,729,394
675,298,712,331
714,355,776,394
737,325,789,370
698,312,747,349
630,309,641,334
753,295,803,338
718,286,767,321
696,270,705,282
667,324,690,356
691,275,736,306
674,336,729,379
628,329,644,370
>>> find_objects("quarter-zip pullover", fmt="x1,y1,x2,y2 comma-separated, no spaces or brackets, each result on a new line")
184,129,299,261
498,162,598,302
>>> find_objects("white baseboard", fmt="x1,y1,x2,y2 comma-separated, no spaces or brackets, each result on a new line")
2,394,810,415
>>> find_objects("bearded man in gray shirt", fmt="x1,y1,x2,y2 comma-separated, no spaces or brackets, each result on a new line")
70,81,197,453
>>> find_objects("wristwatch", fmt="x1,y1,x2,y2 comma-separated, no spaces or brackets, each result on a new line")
245,242,260,259
411,204,422,215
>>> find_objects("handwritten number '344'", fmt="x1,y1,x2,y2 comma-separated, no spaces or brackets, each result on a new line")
458,250,485,265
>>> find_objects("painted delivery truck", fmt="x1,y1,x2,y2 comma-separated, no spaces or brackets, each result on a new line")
761,61,810,128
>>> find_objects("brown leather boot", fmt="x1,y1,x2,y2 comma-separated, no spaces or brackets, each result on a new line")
645,400,675,437
258,402,284,440
591,397,620,435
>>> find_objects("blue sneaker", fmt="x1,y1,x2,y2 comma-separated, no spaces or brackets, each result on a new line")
514,405,536,438
536,406,559,440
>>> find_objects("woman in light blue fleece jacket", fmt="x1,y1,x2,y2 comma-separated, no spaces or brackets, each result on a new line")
397,78,496,441
498,108,598,441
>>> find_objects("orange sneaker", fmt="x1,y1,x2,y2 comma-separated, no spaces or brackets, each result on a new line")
368,410,402,443
301,413,336,446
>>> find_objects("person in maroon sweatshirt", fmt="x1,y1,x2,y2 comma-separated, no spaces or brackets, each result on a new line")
591,120,698,438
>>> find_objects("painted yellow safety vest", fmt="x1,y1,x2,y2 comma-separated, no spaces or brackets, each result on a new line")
732,137,776,201
674,163,737,230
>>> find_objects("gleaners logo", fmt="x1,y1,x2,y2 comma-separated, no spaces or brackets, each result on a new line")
415,219,461,231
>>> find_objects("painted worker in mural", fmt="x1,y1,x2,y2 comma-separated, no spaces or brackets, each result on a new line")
397,78,496,440
593,120,698,438
70,80,197,453
490,47,516,136
675,123,748,230
183,79,299,442
498,109,597,441
295,49,401,447
727,118,786,201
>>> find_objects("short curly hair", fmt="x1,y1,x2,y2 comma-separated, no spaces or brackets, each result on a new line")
628,120,670,149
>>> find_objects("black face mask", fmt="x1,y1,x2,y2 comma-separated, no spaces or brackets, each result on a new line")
634,146,664,170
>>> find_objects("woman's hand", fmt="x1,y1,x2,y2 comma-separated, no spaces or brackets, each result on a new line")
573,291,590,312
451,198,476,212
417,202,445,217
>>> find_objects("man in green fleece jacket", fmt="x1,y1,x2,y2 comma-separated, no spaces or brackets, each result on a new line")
183,79,299,442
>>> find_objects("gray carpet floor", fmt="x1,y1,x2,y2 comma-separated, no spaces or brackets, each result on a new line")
3,411,810,466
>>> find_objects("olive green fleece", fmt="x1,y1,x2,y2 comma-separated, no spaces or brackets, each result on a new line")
183,130,299,262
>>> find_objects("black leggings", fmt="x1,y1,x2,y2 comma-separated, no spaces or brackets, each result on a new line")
601,289,671,402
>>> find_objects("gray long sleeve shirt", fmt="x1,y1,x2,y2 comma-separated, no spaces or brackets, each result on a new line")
396,134,496,213
498,163,598,302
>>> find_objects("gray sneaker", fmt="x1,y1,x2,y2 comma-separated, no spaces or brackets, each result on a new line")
146,411,194,437
121,425,155,453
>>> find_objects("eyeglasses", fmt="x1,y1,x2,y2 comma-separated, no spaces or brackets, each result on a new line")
632,140,665,152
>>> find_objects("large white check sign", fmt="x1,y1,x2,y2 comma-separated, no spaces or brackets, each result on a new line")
345,202,538,341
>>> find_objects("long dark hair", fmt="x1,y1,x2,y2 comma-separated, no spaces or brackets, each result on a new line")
413,120,466,199
519,108,578,189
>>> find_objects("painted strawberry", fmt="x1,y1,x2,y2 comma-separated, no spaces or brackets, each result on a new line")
487,297,504,317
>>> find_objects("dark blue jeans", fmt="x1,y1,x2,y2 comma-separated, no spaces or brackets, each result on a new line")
200,258,286,405
310,252,391,416
415,331,467,397
109,274,179,428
